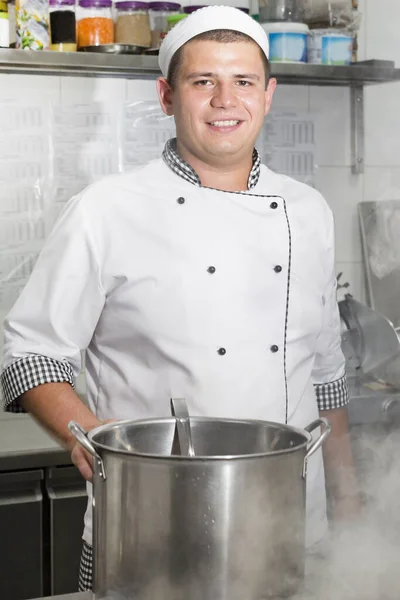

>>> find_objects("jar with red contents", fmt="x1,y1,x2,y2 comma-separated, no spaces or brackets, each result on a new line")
77,0,114,48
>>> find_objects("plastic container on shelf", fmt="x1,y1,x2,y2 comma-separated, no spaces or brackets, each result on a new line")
77,0,114,48
148,1,181,48
166,12,187,29
8,0,17,47
49,0,77,52
115,1,151,47
183,5,205,13
307,28,353,65
261,21,308,63
16,0,49,50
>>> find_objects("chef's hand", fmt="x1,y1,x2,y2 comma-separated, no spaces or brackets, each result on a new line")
71,443,95,482
71,419,116,483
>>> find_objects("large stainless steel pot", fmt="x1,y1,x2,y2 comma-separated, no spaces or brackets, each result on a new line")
69,406,330,600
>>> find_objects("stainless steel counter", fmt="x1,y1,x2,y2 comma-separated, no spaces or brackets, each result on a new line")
0,412,71,470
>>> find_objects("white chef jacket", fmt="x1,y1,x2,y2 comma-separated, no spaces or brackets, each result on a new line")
1,152,348,548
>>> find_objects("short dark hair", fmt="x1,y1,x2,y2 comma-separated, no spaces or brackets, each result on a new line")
167,29,271,90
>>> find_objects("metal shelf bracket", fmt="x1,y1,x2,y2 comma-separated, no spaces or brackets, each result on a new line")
351,85,365,174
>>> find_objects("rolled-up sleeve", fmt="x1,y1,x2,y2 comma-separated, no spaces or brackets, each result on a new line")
312,207,349,411
1,192,106,412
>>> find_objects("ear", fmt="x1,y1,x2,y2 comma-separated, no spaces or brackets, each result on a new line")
264,78,277,117
157,77,175,116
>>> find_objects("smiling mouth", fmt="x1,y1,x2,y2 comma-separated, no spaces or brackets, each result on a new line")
209,120,241,127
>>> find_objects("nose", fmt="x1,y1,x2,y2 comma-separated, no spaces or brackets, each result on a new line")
210,81,237,109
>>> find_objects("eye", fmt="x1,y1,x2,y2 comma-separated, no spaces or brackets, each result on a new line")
236,80,252,87
194,79,212,86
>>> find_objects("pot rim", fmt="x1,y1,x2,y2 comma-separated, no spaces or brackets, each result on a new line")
87,416,313,460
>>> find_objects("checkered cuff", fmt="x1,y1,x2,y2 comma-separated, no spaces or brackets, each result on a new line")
1,355,75,413
314,374,349,411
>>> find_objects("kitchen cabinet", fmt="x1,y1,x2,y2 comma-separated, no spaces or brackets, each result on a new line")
45,467,87,596
0,416,87,600
0,469,44,600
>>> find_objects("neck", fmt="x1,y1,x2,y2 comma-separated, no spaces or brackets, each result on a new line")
176,140,253,192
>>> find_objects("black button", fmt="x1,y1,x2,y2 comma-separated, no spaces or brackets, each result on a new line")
270,345,279,353
217,348,226,356
274,265,282,273
207,266,216,274
270,201,278,209
177,197,185,204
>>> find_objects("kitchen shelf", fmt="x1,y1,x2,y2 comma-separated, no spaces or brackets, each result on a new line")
0,49,399,84
2,49,400,174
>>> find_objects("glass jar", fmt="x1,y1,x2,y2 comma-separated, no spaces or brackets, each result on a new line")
148,1,181,48
77,0,114,48
115,1,151,47
258,0,303,23
8,0,17,47
166,12,186,30
49,0,77,51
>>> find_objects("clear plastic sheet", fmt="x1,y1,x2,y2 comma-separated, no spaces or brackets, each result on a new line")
0,97,317,314
0,100,53,313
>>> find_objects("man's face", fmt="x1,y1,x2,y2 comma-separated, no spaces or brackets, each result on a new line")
157,39,276,167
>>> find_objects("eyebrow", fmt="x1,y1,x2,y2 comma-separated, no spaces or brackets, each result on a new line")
186,72,261,81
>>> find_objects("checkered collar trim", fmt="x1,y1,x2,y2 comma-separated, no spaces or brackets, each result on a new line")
162,138,261,190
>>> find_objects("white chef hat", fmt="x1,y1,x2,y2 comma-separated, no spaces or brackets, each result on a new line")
158,5,270,78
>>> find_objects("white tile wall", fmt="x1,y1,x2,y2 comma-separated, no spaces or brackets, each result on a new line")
0,74,60,101
364,167,400,202
59,76,127,103
126,79,159,101
315,167,364,262
365,83,400,167
310,87,351,167
365,0,400,65
272,84,309,109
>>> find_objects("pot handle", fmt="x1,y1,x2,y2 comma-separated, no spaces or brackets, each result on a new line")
302,418,332,478
68,420,107,480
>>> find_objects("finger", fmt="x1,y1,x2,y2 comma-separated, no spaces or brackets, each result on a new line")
72,447,93,482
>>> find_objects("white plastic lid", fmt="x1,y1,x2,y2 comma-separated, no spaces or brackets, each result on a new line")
260,21,309,34
309,28,352,38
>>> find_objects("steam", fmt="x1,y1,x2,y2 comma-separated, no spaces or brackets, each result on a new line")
300,425,400,600
95,425,400,600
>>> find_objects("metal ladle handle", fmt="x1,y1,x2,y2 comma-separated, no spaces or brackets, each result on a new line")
170,398,195,457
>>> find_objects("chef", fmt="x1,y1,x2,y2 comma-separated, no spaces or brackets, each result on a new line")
1,5,359,592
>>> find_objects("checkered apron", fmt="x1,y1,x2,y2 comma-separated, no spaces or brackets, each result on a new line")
78,541,93,591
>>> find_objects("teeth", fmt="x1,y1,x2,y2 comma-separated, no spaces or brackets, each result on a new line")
210,120,240,127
